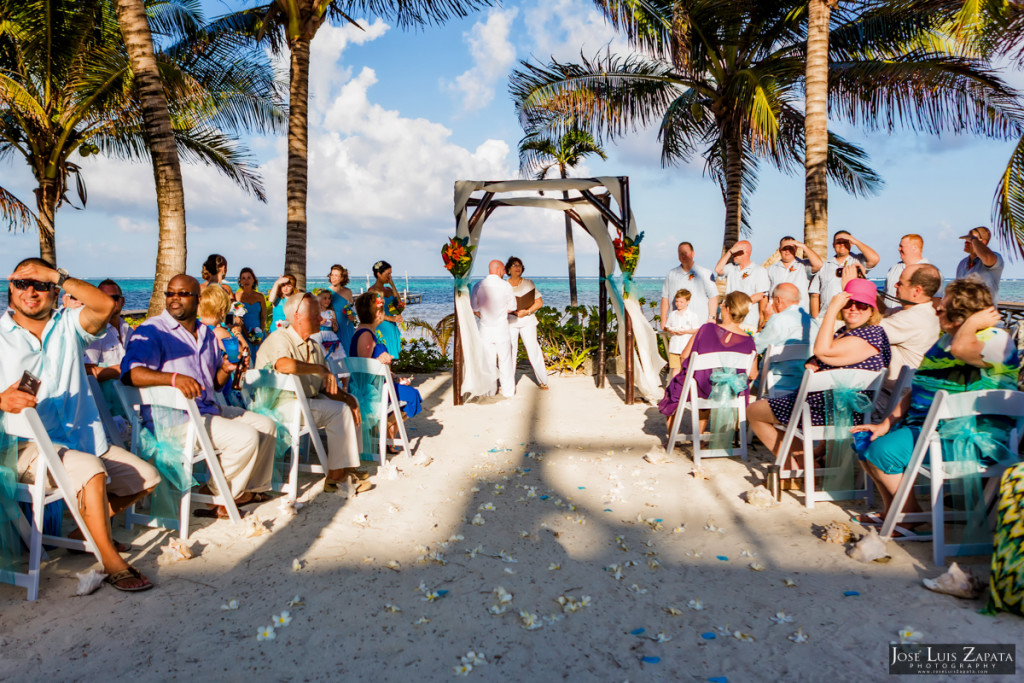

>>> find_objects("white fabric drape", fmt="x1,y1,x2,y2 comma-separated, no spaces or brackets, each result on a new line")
452,178,665,401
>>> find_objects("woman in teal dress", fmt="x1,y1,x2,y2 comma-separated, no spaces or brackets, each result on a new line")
267,274,296,331
235,267,267,351
328,263,356,352
367,260,404,358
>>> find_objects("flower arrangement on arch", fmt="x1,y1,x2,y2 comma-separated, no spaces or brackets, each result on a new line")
441,236,474,278
613,231,644,274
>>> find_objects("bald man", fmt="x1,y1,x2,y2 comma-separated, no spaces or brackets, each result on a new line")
470,260,517,397
123,274,277,516
715,240,770,332
754,283,817,395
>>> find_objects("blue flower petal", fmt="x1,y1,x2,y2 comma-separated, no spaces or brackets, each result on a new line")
716,555,729,561
843,590,860,597
630,628,646,635
578,486,586,490
603,509,613,512
540,495,549,500
523,468,531,472
654,518,662,522
641,657,661,664
708,677,728,682
701,632,717,640
436,589,449,597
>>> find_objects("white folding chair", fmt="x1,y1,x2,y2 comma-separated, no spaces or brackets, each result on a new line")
240,369,330,502
86,375,126,450
879,389,1024,565
345,357,413,473
756,343,810,400
774,367,885,508
120,386,242,539
1,409,100,601
666,350,756,467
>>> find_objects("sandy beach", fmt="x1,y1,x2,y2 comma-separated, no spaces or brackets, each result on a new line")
1,372,1022,682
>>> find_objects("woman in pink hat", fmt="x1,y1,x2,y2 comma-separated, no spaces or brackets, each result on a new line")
748,278,890,470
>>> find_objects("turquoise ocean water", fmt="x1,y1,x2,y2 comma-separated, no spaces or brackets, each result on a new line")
4,276,1024,326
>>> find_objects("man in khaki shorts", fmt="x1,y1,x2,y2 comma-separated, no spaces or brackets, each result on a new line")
0,257,160,592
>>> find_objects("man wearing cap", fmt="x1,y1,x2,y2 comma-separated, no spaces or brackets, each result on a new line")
883,234,929,302
766,236,823,312
714,240,770,332
660,242,718,326
255,292,368,494
956,226,1004,301
808,230,880,319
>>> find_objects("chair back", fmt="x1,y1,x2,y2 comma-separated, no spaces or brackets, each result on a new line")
86,375,125,449
880,365,916,416
760,343,810,398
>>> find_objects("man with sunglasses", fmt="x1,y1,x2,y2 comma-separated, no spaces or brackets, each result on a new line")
0,257,160,591
84,279,131,383
122,274,277,517
808,230,880,319
956,226,1004,301
766,236,823,312
714,240,770,332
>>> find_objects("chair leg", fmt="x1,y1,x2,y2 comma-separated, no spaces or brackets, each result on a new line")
931,462,945,566
27,490,45,601
738,406,748,461
666,402,684,455
288,439,300,503
803,434,815,509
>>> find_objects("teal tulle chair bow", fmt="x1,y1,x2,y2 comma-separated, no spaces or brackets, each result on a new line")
708,369,748,452
822,383,875,493
136,407,198,522
1,431,20,584
937,416,1015,546
246,384,295,491
348,369,386,462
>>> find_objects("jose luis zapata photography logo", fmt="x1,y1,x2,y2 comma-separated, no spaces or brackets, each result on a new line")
890,644,1016,675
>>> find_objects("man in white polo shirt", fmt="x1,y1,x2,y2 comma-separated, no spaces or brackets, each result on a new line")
809,230,880,318
766,235,823,312
471,260,517,398
956,226,1004,301
660,241,718,326
715,240,770,332
884,234,929,302
0,257,160,592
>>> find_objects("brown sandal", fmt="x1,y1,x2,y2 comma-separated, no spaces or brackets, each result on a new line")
104,565,154,592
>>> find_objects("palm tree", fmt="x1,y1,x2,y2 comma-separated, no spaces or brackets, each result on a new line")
803,0,834,258
518,128,607,309
212,1,492,291
510,0,1021,251
0,0,285,282
114,0,190,316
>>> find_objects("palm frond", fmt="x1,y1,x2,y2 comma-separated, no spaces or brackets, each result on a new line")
0,184,35,231
145,0,205,38
993,133,1024,258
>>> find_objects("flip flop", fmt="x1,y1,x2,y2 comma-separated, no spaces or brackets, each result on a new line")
851,513,885,526
104,565,154,593
241,492,274,505
194,507,245,519
888,524,932,540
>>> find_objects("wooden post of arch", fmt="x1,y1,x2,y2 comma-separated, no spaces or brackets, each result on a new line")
452,192,495,406
621,177,634,405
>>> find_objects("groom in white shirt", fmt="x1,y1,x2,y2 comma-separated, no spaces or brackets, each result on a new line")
471,260,517,397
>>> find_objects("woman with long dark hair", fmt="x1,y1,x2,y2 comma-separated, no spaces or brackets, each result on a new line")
367,260,404,358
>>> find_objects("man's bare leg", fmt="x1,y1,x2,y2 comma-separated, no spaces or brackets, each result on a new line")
78,473,149,589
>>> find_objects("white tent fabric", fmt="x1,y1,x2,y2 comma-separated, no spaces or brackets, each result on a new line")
452,178,665,401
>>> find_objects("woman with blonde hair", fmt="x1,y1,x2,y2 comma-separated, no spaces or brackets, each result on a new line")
658,291,758,438
198,286,250,399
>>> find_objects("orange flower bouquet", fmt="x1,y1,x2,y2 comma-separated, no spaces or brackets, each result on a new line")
441,236,474,278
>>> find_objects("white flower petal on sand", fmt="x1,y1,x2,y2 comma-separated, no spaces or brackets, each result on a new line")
386,560,401,571
519,610,544,630
453,663,473,677
503,568,515,575
664,606,683,616
414,616,431,625
749,562,766,571
648,559,661,570
471,514,486,526
353,513,368,525
672,525,685,534
498,550,517,563
783,578,798,588
256,625,276,641
470,486,480,493
733,631,755,642
548,563,561,571
287,595,303,607
789,628,809,643
291,558,303,572
898,626,924,644
448,534,465,543
770,611,794,624
362,556,375,564
479,502,496,511
273,611,292,627
740,548,758,558
220,599,239,611
461,652,487,666
384,604,402,613
688,598,704,611
627,583,648,594
416,582,428,593
605,564,625,580
653,631,672,643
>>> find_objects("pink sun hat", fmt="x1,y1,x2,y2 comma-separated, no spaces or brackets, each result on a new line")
844,278,879,309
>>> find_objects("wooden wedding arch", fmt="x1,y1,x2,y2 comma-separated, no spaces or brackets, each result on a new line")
449,177,660,406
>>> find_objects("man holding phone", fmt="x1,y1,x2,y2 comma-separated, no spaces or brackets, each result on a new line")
0,257,160,592
808,230,880,318
122,274,276,518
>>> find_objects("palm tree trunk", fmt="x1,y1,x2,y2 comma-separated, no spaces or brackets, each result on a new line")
34,179,58,265
722,131,743,251
560,165,578,308
804,0,831,258
284,37,311,291
115,0,189,317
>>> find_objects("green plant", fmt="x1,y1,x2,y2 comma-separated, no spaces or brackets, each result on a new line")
404,314,456,356
535,304,616,375
393,338,450,373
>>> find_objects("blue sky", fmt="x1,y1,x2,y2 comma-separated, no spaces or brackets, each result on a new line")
2,0,1022,283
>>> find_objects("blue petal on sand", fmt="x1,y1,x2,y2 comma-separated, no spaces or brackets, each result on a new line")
843,591,860,597
436,590,449,597
523,468,531,472
630,628,646,635
603,509,613,512
701,632,717,640
716,555,729,561
641,657,661,664
578,486,586,490
708,677,728,682
540,495,549,500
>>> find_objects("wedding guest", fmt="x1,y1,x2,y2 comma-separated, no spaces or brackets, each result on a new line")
766,236,823,312
660,242,718,326
235,267,266,350
884,234,929,302
327,264,356,351
956,226,1005,301
267,274,296,330
808,231,880,318
715,240,770,332
200,254,232,298
505,256,548,390
880,264,942,388
754,283,817,395
663,289,702,380
367,260,405,359
84,279,132,383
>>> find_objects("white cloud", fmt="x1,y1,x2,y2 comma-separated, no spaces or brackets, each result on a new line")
117,216,152,233
521,0,627,61
447,8,519,111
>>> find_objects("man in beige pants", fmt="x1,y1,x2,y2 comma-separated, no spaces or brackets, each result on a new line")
256,292,368,493
122,275,276,517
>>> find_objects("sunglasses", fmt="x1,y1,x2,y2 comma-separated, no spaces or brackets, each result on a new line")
110,294,123,301
843,300,872,311
164,290,198,298
11,279,55,293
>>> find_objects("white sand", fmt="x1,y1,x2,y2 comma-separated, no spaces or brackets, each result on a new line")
1,373,1022,681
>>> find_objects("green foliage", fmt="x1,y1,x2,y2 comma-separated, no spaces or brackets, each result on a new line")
393,338,450,373
404,314,456,356
535,304,616,375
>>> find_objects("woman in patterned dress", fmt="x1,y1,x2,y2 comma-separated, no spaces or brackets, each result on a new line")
747,278,891,468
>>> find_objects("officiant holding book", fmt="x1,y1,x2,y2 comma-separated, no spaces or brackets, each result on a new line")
506,257,549,390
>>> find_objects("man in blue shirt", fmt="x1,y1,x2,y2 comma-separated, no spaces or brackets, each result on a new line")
0,257,160,592
755,283,816,395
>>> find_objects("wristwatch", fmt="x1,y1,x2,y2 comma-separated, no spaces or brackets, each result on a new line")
56,268,70,289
